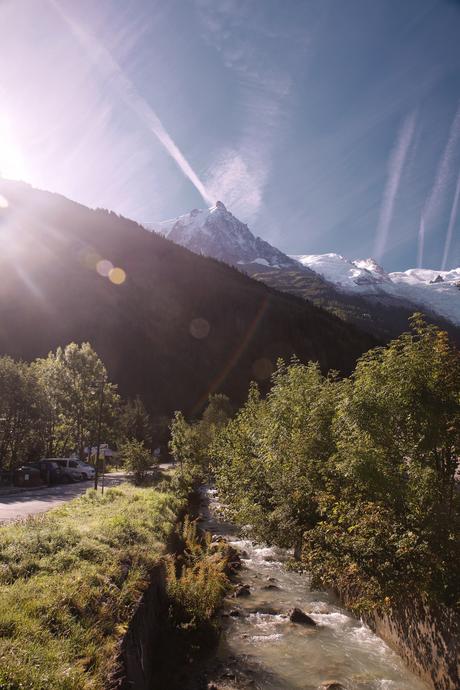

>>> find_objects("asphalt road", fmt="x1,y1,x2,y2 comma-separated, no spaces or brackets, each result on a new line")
0,465,175,524
0,473,129,524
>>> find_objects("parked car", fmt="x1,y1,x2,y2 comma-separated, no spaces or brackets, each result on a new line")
41,458,84,483
14,465,42,487
35,460,63,484
75,461,95,481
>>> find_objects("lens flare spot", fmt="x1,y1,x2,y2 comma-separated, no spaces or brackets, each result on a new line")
190,317,210,339
96,259,113,277
252,357,273,380
0,194,8,208
109,267,126,285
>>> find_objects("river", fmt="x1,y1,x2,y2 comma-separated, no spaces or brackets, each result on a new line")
194,487,428,690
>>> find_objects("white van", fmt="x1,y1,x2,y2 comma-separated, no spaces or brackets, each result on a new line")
75,461,96,481
41,458,88,482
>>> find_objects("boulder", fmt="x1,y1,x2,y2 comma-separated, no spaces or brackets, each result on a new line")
262,583,280,590
319,682,346,690
289,607,317,625
234,584,251,597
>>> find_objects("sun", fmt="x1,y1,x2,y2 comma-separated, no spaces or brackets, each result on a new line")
0,111,26,180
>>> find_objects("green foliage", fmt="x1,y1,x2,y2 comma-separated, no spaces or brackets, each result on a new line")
0,343,120,470
0,356,46,470
168,395,233,484
120,439,152,483
0,484,183,689
211,316,460,609
35,342,119,461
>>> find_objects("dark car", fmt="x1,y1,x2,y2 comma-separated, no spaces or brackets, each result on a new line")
14,464,43,487
16,461,63,486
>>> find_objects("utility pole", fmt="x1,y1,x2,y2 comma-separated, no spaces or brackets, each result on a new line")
93,377,105,491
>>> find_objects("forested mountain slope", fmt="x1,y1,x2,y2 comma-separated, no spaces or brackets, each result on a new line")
0,180,375,416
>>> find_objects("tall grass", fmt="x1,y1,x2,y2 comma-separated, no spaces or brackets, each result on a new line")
166,517,229,630
0,484,183,690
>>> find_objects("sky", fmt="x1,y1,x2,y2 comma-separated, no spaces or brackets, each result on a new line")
1,0,460,272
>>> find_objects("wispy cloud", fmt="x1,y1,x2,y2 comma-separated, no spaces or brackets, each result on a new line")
196,0,297,222
374,111,417,261
50,0,212,206
441,169,460,270
417,100,460,266
417,214,425,269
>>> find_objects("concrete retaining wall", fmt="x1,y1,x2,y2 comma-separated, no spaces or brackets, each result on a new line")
108,562,169,690
340,589,459,690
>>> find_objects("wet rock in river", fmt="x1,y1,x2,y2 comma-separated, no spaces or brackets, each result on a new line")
229,609,241,617
262,583,280,590
225,546,242,573
319,682,346,690
289,607,317,625
234,583,251,597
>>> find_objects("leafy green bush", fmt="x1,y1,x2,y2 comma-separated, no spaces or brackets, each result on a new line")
120,439,152,483
211,316,460,609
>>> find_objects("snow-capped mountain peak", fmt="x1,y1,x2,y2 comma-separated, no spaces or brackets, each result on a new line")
353,258,388,278
150,203,298,270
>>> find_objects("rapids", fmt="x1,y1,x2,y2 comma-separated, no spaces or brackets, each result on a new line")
196,487,428,690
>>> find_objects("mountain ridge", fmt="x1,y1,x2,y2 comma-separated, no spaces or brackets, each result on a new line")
151,203,460,339
0,180,375,417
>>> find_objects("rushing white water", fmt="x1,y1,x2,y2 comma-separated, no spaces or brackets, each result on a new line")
199,488,428,690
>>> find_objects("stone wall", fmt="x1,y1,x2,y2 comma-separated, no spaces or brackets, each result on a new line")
108,562,169,690
341,590,459,690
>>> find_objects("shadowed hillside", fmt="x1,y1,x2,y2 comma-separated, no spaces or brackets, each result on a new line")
0,180,376,416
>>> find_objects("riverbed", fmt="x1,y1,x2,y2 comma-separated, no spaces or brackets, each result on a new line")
196,487,428,690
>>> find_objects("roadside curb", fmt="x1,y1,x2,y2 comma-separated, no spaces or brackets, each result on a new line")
0,484,56,497
0,473,130,500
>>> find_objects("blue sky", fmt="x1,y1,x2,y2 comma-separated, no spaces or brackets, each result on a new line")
1,0,460,271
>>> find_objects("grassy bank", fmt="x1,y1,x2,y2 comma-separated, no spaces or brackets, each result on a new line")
0,483,184,690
